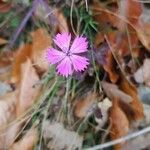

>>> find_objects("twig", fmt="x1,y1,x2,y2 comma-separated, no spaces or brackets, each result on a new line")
85,0,89,11
86,126,150,150
70,0,77,35
9,0,36,49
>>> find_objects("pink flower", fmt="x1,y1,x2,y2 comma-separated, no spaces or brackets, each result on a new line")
46,33,89,77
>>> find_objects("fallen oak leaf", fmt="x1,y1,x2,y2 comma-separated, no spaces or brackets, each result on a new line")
103,50,119,83
11,28,51,83
119,75,144,122
93,0,140,58
109,97,129,150
102,81,141,125
16,59,41,116
11,44,32,83
95,37,119,83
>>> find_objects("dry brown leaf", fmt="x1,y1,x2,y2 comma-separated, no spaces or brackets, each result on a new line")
30,28,51,73
109,98,129,150
11,128,37,150
92,1,118,29
12,28,51,83
43,122,83,150
93,0,140,58
103,51,119,83
17,59,41,116
117,0,142,56
102,81,132,104
119,76,144,122
11,44,32,83
74,92,98,118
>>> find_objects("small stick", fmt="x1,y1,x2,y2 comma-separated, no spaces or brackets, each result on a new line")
86,126,150,150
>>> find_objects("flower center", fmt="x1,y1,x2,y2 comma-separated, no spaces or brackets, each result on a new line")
66,50,71,56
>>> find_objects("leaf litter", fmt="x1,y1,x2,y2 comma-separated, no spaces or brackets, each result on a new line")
0,0,150,149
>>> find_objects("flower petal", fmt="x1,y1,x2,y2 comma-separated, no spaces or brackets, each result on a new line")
70,54,89,71
46,48,65,64
70,36,88,54
54,33,71,53
56,57,73,77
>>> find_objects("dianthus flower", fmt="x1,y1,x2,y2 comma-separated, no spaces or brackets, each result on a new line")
46,33,89,77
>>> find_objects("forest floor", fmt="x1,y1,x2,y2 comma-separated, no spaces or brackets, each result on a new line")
0,0,150,149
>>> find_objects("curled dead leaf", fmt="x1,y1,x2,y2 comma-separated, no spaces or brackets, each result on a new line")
109,98,129,150
103,51,119,83
119,76,144,122
102,81,132,104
